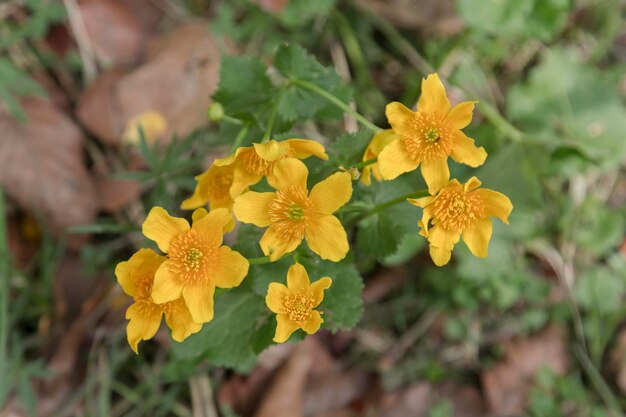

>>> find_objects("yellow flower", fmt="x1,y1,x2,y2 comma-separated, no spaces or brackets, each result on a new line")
265,262,332,343
409,176,512,266
115,248,201,353
378,73,487,194
214,139,328,198
360,129,399,186
233,158,352,262
142,207,249,323
181,163,239,211
122,110,168,145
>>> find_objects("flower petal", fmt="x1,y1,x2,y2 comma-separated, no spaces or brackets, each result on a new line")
267,158,308,190
230,166,262,198
274,314,300,343
420,158,450,194
450,132,487,168
181,171,210,210
477,189,513,224
164,298,202,342
191,207,231,247
385,102,415,136
212,246,249,288
301,310,323,334
310,276,332,307
232,191,275,227
115,248,163,297
183,284,216,323
462,219,492,258
285,139,329,160
213,146,247,167
142,207,189,253
286,262,310,292
429,245,453,267
260,225,302,261
378,138,420,180
126,302,163,353
305,215,349,262
309,172,353,215
253,140,290,161
446,101,476,129
428,225,460,266
369,129,399,154
464,176,482,193
151,261,184,304
418,73,451,114
407,195,435,208
266,282,288,314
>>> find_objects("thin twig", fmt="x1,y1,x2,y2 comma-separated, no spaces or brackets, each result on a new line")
63,0,98,83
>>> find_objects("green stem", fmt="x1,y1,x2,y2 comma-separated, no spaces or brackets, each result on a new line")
365,189,430,218
0,189,9,404
291,78,382,133
352,157,377,170
262,82,289,142
222,114,244,125
247,256,273,265
475,101,523,143
230,124,250,153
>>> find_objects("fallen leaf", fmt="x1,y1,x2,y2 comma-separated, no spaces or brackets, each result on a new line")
78,0,147,66
0,98,99,245
481,325,569,414
303,370,372,417
362,266,407,304
77,23,222,146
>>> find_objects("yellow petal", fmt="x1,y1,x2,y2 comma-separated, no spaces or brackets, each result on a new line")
429,244,453,267
369,129,399,154
273,314,299,343
385,102,415,136
407,195,435,208
446,101,476,129
181,171,210,210
151,261,184,304
418,205,435,236
305,215,349,262
464,176,482,193
418,73,451,114
260,225,302,261
285,139,329,160
164,298,202,342
286,262,310,292
267,158,308,190
212,246,249,288
477,189,513,224
309,172,353,215
301,310,323,334
230,166,262,198
191,207,208,223
191,207,231,247
420,158,450,194
310,276,332,307
115,248,163,297
360,166,373,186
213,146,247,167
253,140,290,161
428,224,461,251
183,284,216,323
142,207,189,253
126,302,163,353
462,219,492,258
266,282,288,314
232,191,275,227
378,138,420,180
450,132,487,168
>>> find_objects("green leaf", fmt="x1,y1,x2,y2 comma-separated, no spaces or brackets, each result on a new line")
572,199,625,257
171,287,268,372
328,130,372,168
357,213,402,258
212,55,273,116
575,267,626,314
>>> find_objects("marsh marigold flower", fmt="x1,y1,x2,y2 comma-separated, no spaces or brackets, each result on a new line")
115,248,201,353
265,262,332,343
214,139,328,198
360,129,399,186
378,73,487,194
122,110,168,145
409,177,512,266
233,158,352,261
142,207,249,323
181,163,238,211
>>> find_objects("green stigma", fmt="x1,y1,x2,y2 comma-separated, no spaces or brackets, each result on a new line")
424,127,440,143
287,204,305,220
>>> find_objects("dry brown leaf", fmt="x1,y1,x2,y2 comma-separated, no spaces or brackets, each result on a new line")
78,0,147,66
0,98,98,244
303,370,371,417
96,177,141,213
362,266,407,304
379,382,486,417
481,325,570,414
77,23,222,146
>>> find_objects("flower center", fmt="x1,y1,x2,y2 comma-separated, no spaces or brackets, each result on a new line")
134,274,154,301
168,230,218,285
402,113,454,161
269,185,310,240
433,189,485,231
283,292,314,324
